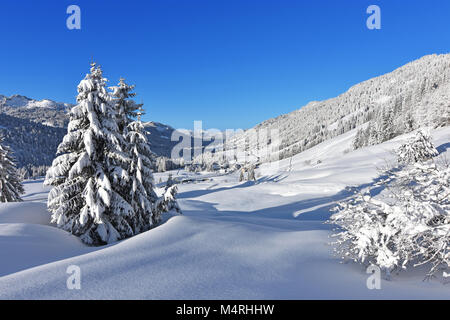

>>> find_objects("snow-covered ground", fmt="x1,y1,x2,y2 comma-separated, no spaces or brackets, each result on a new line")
0,127,449,299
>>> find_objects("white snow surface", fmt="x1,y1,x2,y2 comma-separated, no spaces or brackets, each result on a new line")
0,127,449,299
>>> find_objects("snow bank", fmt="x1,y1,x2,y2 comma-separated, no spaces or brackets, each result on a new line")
0,224,87,277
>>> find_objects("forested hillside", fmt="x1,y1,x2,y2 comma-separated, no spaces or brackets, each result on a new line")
197,54,450,165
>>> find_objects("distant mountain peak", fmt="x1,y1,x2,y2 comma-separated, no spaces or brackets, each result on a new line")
0,94,72,110
0,94,73,128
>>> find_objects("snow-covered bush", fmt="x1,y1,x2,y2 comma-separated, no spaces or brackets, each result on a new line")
329,157,450,279
396,129,438,164
0,137,24,202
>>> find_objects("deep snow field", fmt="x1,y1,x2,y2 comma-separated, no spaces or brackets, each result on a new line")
0,127,449,299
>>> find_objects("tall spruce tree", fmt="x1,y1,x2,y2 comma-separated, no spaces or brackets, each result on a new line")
45,63,136,245
0,137,24,202
126,105,160,229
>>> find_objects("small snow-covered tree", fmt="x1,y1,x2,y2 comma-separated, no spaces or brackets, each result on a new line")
378,107,395,143
239,168,245,182
165,173,175,190
396,129,438,164
153,173,181,215
156,185,182,214
353,128,364,150
17,167,29,180
0,137,24,202
156,157,167,172
403,110,415,132
367,124,379,146
45,63,135,245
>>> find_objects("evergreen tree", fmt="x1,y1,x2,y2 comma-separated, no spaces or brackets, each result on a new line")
0,137,24,202
367,124,379,146
111,77,160,228
110,78,139,135
45,63,135,245
239,168,245,182
156,185,182,214
157,157,167,172
353,128,364,150
379,107,394,142
430,102,450,128
404,110,415,132
126,105,160,228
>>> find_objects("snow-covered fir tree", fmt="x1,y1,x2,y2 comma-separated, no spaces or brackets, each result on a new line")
0,136,24,202
404,110,415,132
110,77,162,228
45,63,137,245
378,107,395,143
110,76,179,219
110,78,139,136
125,105,161,228
396,129,438,164
352,128,364,150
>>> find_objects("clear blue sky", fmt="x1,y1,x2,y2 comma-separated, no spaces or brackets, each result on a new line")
0,0,449,130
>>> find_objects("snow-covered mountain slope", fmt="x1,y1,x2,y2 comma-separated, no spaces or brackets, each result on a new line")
0,94,72,170
0,126,448,299
0,94,72,127
142,121,179,158
0,94,179,168
201,54,450,164
0,113,66,168
3,53,450,172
